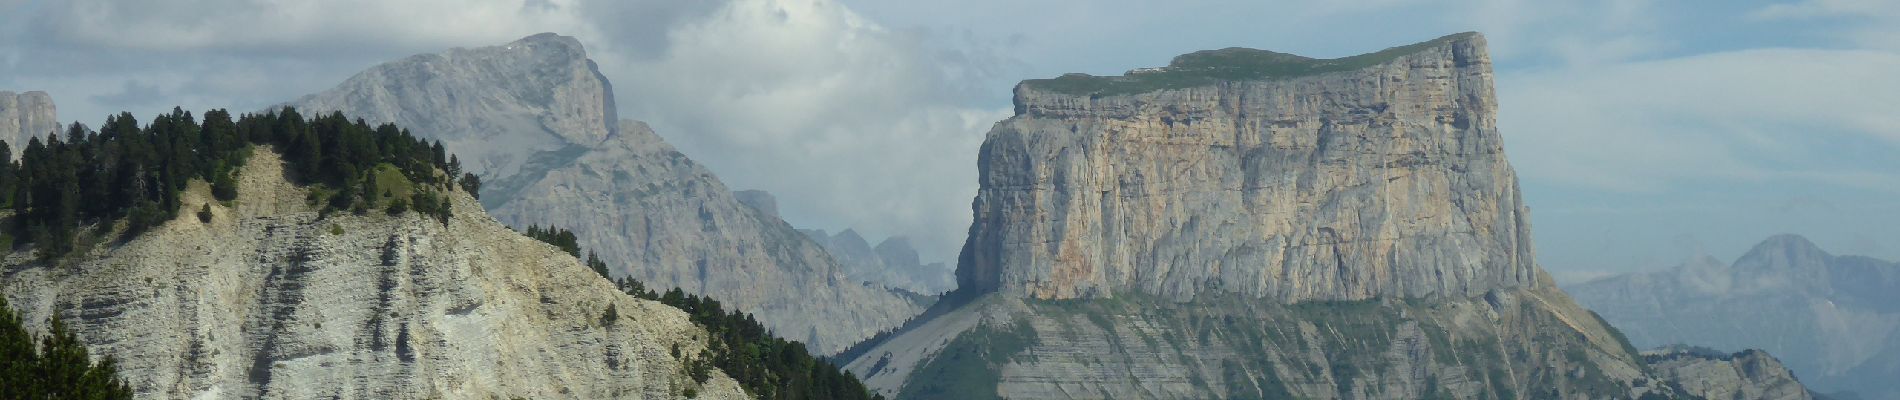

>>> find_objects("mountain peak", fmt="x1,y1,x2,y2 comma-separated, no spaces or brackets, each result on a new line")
508,32,586,54
968,32,1527,301
1018,31,1487,97
1735,234,1830,272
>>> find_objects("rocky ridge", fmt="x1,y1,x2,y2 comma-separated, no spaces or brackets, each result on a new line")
288,33,920,354
0,90,59,149
1568,234,1900,399
0,150,748,399
1644,347,1816,400
844,32,1802,399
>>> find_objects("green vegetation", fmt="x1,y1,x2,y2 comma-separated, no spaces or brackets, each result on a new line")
0,297,134,399
1,106,466,260
1022,32,1476,97
522,224,883,400
895,319,1038,400
629,284,883,400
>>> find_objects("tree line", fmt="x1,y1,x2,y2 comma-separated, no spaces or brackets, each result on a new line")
0,107,478,260
524,225,883,400
0,297,134,399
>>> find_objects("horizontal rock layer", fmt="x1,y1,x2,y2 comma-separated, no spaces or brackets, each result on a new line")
0,151,748,399
962,32,1537,302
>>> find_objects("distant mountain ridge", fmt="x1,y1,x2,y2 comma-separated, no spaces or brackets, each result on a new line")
1568,234,1900,399
287,32,920,354
0,90,59,148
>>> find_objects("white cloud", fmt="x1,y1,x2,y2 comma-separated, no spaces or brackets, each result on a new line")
2,0,1004,261
593,0,1009,260
1500,47,1900,192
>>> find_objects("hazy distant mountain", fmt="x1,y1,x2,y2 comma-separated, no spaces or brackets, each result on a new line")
0,150,752,399
797,226,956,295
287,33,920,354
841,32,1788,399
1568,234,1900,399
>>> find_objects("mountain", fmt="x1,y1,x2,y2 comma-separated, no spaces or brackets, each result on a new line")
841,32,1800,399
0,150,750,399
286,33,920,354
1644,346,1815,400
800,227,956,295
1568,234,1900,399
0,90,59,148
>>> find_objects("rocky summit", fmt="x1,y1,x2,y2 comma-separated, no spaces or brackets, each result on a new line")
0,151,749,399
0,90,60,148
1569,234,1900,399
843,32,1806,399
288,33,921,354
1643,346,1816,400
962,33,1536,302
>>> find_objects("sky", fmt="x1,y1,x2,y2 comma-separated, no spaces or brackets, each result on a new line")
2,0,1896,283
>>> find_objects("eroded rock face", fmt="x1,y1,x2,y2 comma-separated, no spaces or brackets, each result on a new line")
0,90,59,149
288,33,920,354
962,32,1537,302
844,32,1807,399
0,151,749,400
1645,348,1816,400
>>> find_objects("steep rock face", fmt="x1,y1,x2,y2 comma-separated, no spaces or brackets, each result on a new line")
0,151,749,399
1568,235,1900,399
842,33,1778,400
288,33,919,354
803,228,957,295
963,32,1536,302
1644,348,1816,400
0,90,59,148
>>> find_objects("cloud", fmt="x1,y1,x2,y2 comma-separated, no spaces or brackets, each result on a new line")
88,80,164,108
589,0,1011,260
1499,47,1900,192
1,0,1005,261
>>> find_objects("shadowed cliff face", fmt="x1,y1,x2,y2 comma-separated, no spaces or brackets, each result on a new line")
960,33,1538,302
289,33,921,354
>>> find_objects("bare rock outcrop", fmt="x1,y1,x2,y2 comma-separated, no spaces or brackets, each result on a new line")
288,33,920,354
962,32,1536,302
1645,347,1817,400
0,90,59,149
0,151,749,399
844,33,1804,399
1569,235,1900,398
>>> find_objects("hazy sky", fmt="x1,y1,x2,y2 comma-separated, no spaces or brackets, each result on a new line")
3,0,1896,282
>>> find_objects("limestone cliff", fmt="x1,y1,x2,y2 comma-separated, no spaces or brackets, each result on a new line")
0,90,59,149
288,33,920,354
1644,347,1817,400
1568,235,1900,399
844,33,1800,399
962,32,1535,302
0,151,749,399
